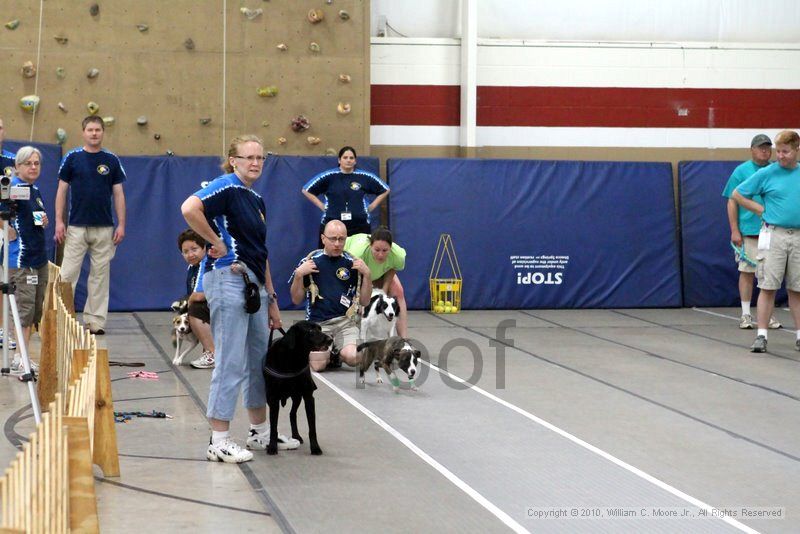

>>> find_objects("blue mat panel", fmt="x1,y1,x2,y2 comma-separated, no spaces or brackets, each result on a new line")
388,158,682,310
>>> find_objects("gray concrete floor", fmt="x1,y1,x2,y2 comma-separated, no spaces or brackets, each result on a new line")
1,307,798,533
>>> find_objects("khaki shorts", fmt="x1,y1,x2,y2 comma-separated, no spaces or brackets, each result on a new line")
9,264,49,327
318,315,359,351
737,236,759,273
756,226,800,291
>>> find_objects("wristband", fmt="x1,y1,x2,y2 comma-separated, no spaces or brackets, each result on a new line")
268,292,278,305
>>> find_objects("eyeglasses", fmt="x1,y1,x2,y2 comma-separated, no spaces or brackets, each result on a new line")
323,235,346,243
234,155,266,163
20,161,41,167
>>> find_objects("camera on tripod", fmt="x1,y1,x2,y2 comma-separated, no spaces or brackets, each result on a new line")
0,176,30,202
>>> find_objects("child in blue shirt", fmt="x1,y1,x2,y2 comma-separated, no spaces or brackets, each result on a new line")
177,229,215,369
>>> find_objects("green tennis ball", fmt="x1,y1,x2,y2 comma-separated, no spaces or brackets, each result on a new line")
445,301,452,307
434,305,444,313
437,300,445,307
444,306,453,313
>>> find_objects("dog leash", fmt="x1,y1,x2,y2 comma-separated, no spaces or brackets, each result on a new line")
127,371,160,380
114,410,172,423
264,327,310,379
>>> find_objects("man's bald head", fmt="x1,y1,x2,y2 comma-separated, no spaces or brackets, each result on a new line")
321,220,347,255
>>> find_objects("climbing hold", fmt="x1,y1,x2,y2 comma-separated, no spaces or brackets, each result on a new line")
257,86,278,97
54,35,68,45
166,150,174,156
56,128,67,145
199,118,212,125
307,136,321,145
154,133,161,140
5,20,19,30
102,116,115,126
277,137,287,145
87,101,100,115
241,7,263,20
20,95,40,113
89,3,99,16
337,102,351,115
184,38,195,50
57,102,67,113
326,0,333,4
137,116,148,125
338,73,351,83
56,67,66,79
87,68,100,79
261,121,270,127
21,61,36,79
290,115,310,132
338,10,350,20
309,42,321,53
276,43,288,51
136,24,149,32
308,9,324,23
325,147,337,156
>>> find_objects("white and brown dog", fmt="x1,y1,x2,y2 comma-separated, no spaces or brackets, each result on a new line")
360,289,400,342
171,299,199,365
357,336,421,393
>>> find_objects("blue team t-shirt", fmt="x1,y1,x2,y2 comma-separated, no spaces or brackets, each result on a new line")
0,177,48,268
58,148,126,226
291,250,358,323
722,160,769,236
1,149,15,178
736,162,800,228
193,173,269,284
185,256,209,294
303,168,389,224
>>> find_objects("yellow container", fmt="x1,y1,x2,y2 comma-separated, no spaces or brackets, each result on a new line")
429,234,462,313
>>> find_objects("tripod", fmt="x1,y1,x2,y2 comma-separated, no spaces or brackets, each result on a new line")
0,200,42,425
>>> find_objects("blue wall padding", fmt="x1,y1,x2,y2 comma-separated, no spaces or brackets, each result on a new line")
33,154,379,311
679,160,785,307
388,158,682,309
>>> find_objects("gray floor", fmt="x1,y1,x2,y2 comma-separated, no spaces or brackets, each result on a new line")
1,307,798,533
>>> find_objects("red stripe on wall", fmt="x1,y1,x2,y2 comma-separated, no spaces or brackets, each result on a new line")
371,85,460,126
371,85,800,128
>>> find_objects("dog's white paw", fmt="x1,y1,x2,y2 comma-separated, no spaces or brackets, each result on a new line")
376,376,383,384
410,384,419,391
392,386,399,393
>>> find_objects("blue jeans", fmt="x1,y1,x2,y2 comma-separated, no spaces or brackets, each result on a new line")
204,265,269,421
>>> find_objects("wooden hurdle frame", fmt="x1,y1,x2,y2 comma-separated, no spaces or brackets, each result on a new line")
0,263,120,532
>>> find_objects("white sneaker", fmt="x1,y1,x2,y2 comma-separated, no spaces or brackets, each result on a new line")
246,428,300,450
9,354,38,376
0,329,17,350
190,350,215,369
206,438,253,463
739,314,753,329
768,316,782,329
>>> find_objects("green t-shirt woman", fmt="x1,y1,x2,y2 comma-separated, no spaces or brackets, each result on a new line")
344,227,409,337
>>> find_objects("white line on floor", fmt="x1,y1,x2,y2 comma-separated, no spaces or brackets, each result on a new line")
421,360,759,534
314,372,529,534
692,307,796,335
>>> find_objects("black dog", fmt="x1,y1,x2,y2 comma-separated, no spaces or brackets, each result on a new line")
264,321,331,455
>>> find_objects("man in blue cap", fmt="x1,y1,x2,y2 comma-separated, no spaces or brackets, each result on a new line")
722,133,781,330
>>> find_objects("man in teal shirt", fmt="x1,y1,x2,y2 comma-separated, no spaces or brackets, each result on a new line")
722,134,781,330
733,130,800,353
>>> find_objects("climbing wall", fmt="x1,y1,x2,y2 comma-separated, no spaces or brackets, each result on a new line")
1,1,370,157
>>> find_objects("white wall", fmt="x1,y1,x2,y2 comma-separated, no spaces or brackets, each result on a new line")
371,0,800,43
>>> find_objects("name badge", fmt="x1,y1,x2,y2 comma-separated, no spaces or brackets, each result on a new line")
340,295,351,307
340,211,352,221
26,275,38,286
32,212,45,226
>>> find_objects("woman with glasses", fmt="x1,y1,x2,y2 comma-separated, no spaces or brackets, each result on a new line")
344,227,409,338
181,135,298,464
0,146,49,375
301,146,389,242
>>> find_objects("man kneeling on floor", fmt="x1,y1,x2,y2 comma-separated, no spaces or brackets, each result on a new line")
733,129,800,353
290,220,372,368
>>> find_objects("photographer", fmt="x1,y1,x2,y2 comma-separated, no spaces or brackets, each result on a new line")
0,146,49,375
